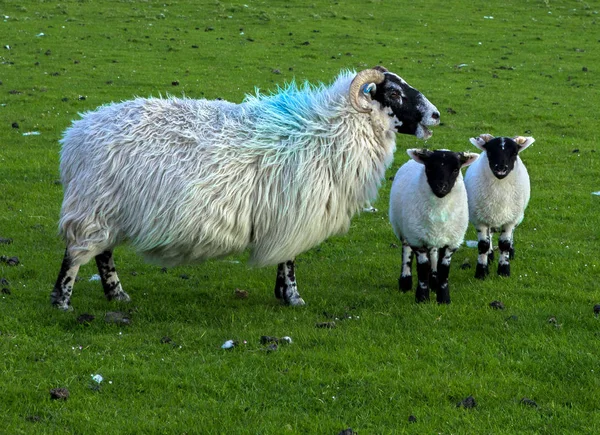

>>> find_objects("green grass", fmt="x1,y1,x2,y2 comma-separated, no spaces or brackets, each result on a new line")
1,0,599,433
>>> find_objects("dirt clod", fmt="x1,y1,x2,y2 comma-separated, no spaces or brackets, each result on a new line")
521,397,538,407
77,313,95,324
490,300,505,310
460,259,471,269
337,429,355,435
1,256,19,266
457,395,476,409
104,311,131,325
408,415,417,423
593,304,600,315
235,288,249,299
12,122,19,129
316,321,336,329
26,415,41,422
50,388,69,401
0,238,12,244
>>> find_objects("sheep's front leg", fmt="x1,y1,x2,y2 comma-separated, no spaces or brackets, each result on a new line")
475,226,491,280
274,260,305,306
95,250,130,302
414,248,430,303
428,247,439,294
51,248,80,311
398,241,414,292
497,225,516,277
436,246,456,304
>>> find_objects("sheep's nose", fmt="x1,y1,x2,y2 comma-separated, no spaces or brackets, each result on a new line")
431,111,440,120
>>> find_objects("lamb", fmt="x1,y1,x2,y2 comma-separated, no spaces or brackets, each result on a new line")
463,134,535,279
389,149,479,303
51,66,441,310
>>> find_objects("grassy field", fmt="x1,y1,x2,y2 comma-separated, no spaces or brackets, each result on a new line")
1,0,599,433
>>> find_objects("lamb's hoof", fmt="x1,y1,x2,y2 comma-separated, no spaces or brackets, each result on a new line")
497,264,510,277
399,275,412,292
475,264,489,280
509,248,515,260
436,285,450,304
415,288,430,303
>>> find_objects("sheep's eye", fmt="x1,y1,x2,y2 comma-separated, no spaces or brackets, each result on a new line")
390,91,401,100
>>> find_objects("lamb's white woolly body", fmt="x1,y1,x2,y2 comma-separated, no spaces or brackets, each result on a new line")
464,153,530,229
389,160,468,251
59,72,397,268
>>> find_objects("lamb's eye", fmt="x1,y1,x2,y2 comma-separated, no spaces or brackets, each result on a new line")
390,91,401,100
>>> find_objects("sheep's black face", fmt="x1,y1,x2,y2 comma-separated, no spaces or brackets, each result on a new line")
372,72,440,139
484,137,519,179
423,151,463,198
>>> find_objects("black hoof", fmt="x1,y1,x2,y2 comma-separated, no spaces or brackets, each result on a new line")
436,285,450,304
509,247,515,260
475,263,489,280
415,287,430,303
498,263,510,277
399,275,412,292
488,251,495,263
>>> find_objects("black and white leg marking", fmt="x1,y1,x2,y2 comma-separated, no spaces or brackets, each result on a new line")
398,241,413,292
51,248,80,311
95,250,130,301
436,246,455,304
414,248,430,303
274,260,305,306
475,226,491,280
497,225,515,277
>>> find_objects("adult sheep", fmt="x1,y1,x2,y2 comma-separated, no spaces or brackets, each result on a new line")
51,66,440,310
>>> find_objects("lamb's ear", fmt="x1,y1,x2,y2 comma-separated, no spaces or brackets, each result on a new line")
469,133,494,151
513,136,535,152
407,148,431,165
459,152,479,168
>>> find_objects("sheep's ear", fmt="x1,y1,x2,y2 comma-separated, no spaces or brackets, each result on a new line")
469,133,494,151
363,82,377,96
373,65,389,73
459,152,479,168
513,136,535,152
407,148,431,165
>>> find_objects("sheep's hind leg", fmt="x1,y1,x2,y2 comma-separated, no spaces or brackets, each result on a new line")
436,246,455,304
475,226,491,280
51,248,80,311
274,260,305,306
398,241,414,292
95,250,130,302
414,248,431,303
497,225,515,277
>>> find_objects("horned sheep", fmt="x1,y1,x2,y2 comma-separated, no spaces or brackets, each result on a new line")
51,66,440,310
464,134,535,279
389,149,478,303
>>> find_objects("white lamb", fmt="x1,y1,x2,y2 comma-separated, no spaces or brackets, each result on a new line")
464,134,535,279
51,66,440,310
389,149,478,303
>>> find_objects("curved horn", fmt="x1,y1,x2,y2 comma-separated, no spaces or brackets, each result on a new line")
349,69,386,113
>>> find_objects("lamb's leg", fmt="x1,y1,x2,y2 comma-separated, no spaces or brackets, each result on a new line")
498,225,515,277
487,228,495,263
475,226,491,280
429,247,439,293
274,260,305,306
398,241,414,292
51,248,80,311
509,228,516,260
436,246,456,304
95,250,130,302
414,248,430,303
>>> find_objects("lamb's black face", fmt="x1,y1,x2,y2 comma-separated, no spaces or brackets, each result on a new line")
372,72,440,139
484,137,519,179
423,151,463,198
